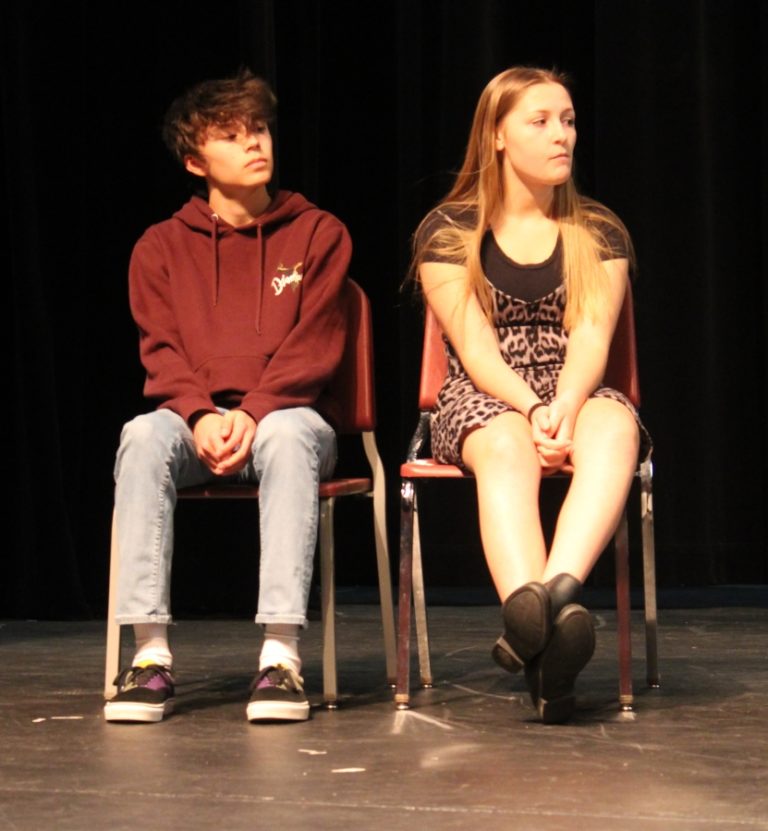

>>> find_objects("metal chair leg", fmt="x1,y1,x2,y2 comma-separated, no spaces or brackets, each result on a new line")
396,479,415,709
640,458,660,687
614,508,634,711
362,431,397,684
320,497,338,708
411,496,433,687
104,509,123,699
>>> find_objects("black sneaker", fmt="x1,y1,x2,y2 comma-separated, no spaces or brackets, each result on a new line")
103,664,175,723
247,665,309,722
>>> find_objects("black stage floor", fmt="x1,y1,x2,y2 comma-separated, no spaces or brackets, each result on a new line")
2,604,767,830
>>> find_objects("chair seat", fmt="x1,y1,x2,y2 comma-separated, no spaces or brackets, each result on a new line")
177,478,373,501
402,459,643,482
400,459,465,478
177,485,261,499
319,478,372,497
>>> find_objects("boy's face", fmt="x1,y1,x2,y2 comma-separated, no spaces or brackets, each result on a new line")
184,122,273,192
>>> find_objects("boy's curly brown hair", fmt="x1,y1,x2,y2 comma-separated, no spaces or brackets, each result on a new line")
162,69,277,164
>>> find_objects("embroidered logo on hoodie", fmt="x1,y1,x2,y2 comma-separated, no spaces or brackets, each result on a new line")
272,262,304,296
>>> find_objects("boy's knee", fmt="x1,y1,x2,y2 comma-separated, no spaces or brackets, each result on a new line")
120,413,155,448
117,411,188,465
255,409,325,453
252,409,336,479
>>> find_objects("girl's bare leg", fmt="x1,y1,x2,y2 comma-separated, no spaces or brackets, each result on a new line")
543,398,640,583
462,411,547,600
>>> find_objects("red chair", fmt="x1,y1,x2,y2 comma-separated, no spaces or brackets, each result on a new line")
105,280,396,708
396,291,658,711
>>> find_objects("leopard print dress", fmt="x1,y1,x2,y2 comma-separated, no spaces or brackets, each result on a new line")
430,280,651,467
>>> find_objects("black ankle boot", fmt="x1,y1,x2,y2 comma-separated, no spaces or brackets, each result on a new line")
525,574,595,724
545,573,583,617
491,582,552,674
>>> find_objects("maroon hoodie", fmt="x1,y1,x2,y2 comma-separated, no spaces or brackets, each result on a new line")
129,191,351,426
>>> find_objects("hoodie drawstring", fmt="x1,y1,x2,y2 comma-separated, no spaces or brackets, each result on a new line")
208,209,266,327
255,223,264,334
210,213,221,305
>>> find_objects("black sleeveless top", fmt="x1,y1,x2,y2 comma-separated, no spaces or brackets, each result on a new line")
417,205,628,302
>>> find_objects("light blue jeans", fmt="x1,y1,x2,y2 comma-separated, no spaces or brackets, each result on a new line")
113,407,337,628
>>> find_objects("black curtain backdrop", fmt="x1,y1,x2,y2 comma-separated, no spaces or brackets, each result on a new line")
3,0,766,618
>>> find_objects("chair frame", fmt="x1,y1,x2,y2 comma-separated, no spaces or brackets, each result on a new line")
104,280,396,708
396,293,658,711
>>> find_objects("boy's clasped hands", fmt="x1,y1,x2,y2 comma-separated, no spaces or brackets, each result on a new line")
192,410,257,476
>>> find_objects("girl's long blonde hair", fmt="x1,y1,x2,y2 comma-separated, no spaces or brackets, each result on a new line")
413,66,631,330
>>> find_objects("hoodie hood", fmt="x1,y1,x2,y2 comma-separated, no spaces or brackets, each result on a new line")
172,190,317,235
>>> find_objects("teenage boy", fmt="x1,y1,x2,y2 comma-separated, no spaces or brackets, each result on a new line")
104,70,350,724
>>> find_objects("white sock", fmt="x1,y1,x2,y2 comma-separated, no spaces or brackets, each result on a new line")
133,623,173,669
259,624,301,676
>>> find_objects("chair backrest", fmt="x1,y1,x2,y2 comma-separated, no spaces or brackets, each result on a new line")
418,288,640,411
603,289,641,407
325,279,376,434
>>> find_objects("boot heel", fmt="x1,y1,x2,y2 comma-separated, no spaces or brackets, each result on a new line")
491,636,524,673
538,693,576,725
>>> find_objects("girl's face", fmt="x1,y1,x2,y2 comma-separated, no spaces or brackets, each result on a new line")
494,82,576,191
